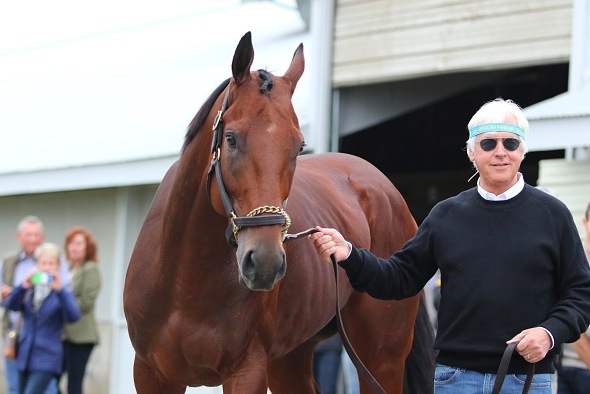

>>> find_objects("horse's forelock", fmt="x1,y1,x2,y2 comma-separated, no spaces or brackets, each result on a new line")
258,69,273,94
182,78,231,153
182,71,273,153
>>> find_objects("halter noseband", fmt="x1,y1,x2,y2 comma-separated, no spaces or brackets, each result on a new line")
206,88,291,247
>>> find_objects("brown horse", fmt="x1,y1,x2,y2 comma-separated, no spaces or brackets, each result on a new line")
123,32,434,394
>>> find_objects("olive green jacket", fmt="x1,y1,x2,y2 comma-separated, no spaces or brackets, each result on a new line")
64,261,101,344
1,251,19,335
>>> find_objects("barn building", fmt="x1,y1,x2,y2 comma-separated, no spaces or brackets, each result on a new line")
1,1,588,392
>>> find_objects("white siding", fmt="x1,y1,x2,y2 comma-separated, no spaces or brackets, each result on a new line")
537,159,590,236
333,0,573,87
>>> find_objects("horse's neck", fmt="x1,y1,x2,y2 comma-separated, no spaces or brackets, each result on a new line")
160,143,233,281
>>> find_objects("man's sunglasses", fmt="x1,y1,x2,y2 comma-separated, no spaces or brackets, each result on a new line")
477,137,521,152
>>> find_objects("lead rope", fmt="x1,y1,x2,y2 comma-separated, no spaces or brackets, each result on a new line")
284,228,388,394
491,341,535,394
330,252,388,394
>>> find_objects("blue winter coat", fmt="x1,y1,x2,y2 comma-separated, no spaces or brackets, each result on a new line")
5,285,81,375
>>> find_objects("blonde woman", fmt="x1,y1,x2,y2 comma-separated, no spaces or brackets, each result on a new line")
5,243,80,394
62,227,101,394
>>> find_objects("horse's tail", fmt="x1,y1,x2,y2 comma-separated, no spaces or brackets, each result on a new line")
403,293,436,394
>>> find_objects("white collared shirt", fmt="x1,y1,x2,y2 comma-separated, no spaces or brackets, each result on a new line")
477,172,525,201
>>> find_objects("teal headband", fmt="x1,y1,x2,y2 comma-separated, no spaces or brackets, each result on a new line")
468,123,525,140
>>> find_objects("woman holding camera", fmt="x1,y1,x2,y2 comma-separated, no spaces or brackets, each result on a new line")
5,242,80,394
61,226,101,394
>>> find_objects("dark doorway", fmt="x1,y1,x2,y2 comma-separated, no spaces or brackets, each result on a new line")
340,64,568,223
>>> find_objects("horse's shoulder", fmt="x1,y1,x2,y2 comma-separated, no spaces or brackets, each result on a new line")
143,161,180,217
131,161,180,262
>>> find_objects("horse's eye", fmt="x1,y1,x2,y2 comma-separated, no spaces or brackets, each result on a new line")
299,142,306,154
225,132,237,148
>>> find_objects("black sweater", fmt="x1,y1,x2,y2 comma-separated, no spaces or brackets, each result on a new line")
340,184,590,374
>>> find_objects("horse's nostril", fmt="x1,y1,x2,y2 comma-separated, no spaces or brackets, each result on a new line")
240,247,286,290
242,250,256,281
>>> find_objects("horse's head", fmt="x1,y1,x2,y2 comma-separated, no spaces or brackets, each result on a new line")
208,32,305,291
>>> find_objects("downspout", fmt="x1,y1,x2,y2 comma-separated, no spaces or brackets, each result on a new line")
569,0,589,93
309,0,335,153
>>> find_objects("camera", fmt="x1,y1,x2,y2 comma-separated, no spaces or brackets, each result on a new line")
31,272,53,285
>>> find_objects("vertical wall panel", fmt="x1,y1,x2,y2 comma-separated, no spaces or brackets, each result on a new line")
538,159,590,236
333,0,573,86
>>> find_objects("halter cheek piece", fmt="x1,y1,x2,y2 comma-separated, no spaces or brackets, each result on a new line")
206,88,291,248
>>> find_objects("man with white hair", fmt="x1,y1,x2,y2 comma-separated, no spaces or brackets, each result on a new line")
310,98,590,393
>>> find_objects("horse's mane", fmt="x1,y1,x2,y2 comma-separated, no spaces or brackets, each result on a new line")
182,70,274,153
182,78,230,153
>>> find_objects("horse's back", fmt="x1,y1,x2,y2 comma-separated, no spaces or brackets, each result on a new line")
293,152,416,252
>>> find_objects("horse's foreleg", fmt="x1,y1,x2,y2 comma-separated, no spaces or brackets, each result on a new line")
221,358,270,394
268,344,318,394
133,355,186,394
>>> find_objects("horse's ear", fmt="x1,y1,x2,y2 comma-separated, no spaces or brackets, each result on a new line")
283,43,304,93
232,32,254,87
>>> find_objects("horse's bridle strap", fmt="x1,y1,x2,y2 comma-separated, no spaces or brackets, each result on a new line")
213,156,237,217
233,215,287,227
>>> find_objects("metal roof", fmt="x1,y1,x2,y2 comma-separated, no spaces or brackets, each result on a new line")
524,88,590,120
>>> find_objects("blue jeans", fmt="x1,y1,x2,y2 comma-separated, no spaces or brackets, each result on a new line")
5,358,19,394
434,364,552,393
18,371,55,394
557,366,590,394
313,349,342,394
341,351,360,394
5,359,58,394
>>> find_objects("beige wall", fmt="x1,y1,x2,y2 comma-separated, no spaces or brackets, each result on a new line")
0,188,120,321
333,0,573,86
0,185,157,393
537,158,590,237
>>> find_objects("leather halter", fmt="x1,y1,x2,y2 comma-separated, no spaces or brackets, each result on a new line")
206,87,291,248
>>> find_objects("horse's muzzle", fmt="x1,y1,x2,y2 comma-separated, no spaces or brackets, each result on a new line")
239,246,286,291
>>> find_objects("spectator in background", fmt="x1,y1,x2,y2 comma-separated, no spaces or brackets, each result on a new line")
61,226,101,394
340,350,359,394
557,201,590,394
313,334,342,394
1,216,69,394
5,242,80,394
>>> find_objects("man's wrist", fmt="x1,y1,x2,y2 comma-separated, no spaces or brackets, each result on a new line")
539,327,555,349
345,241,353,260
